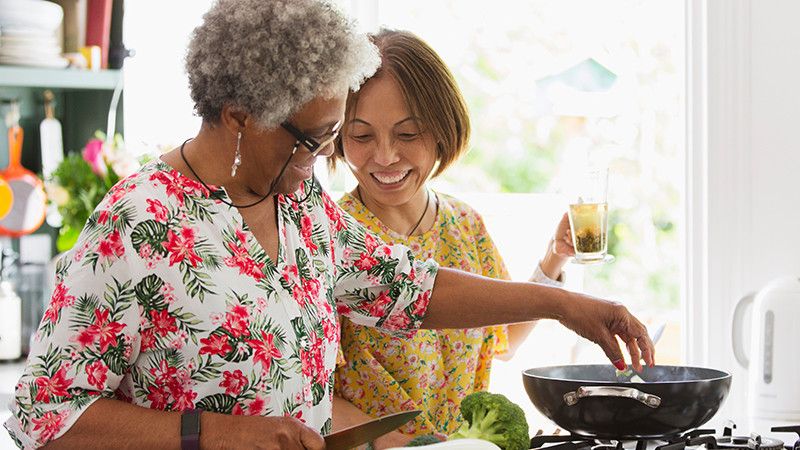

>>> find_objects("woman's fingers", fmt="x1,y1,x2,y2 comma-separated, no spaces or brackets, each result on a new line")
603,304,656,371
555,229,576,256
621,317,654,372
598,330,626,370
638,331,656,367
558,215,575,256
563,294,657,371
299,424,325,450
626,338,643,372
631,317,655,368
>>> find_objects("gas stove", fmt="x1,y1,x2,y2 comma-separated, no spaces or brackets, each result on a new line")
528,422,800,450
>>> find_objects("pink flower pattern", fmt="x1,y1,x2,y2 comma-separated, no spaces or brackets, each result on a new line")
163,226,203,267
146,198,169,222
7,161,437,448
85,361,108,390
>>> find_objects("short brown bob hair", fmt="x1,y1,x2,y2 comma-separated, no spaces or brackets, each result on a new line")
330,28,470,177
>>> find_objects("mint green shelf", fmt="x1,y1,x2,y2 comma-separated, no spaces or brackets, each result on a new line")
0,64,124,172
0,66,122,90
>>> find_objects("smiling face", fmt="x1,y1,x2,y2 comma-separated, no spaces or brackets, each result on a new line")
341,74,438,208
241,94,346,195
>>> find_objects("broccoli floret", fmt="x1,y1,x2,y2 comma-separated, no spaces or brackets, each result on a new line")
406,434,443,446
448,391,530,450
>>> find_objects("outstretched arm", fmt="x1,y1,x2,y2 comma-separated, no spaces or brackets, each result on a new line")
423,267,654,372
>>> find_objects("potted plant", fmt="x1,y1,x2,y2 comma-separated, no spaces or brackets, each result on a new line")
46,132,142,252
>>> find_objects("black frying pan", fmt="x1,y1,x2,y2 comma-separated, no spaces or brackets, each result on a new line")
522,365,731,439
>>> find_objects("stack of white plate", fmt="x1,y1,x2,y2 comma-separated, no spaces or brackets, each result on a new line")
0,0,68,68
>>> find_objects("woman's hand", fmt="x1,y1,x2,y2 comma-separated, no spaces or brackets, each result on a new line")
202,413,325,450
552,212,576,258
540,213,574,280
558,293,654,372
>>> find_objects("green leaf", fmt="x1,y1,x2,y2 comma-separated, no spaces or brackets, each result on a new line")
182,264,216,301
71,295,101,330
321,418,332,437
101,342,129,375
134,274,166,311
371,258,399,285
296,249,311,279
56,226,81,252
313,259,328,275
68,391,98,410
290,317,310,351
192,357,225,383
159,349,185,370
110,200,136,234
35,344,64,376
311,224,330,255
105,278,136,321
311,383,325,406
130,220,169,257
220,335,252,363
196,393,237,414
37,319,56,338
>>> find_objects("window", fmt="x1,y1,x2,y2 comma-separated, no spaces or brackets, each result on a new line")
344,0,686,428
123,0,214,154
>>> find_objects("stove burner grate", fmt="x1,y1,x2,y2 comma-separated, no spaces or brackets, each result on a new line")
528,423,800,450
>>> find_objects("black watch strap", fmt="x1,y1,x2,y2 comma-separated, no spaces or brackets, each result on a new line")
181,408,202,450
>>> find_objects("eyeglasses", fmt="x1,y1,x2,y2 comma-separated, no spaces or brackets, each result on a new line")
281,120,342,156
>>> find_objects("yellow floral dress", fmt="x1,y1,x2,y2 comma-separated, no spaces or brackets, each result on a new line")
335,191,512,436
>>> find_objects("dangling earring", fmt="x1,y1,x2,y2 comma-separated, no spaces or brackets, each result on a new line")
231,131,242,177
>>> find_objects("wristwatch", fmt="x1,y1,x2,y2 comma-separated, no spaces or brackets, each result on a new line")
181,408,202,450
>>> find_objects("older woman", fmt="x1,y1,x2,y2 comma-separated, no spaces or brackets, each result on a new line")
330,29,576,447
5,1,653,449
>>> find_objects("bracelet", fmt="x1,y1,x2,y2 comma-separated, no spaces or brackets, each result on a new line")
181,408,202,450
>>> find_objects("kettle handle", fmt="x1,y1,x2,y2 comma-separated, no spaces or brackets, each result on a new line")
732,292,755,368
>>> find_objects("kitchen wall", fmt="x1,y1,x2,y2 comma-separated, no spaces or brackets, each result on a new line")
747,2,800,284
696,0,800,427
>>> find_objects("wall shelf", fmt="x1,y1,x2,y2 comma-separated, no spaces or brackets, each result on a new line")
0,66,122,91
0,65,124,165
0,63,125,271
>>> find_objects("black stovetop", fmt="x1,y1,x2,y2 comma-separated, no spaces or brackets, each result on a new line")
528,423,800,450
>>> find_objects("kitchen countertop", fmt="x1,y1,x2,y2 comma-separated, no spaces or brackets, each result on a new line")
0,360,25,450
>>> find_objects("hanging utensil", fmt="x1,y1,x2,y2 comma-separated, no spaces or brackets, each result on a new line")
0,100,47,237
40,90,64,178
0,177,13,221
40,90,64,227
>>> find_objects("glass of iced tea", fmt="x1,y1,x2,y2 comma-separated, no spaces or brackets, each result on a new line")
567,168,614,264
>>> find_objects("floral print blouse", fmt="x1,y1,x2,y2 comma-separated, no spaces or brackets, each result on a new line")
4,161,437,450
335,192,561,437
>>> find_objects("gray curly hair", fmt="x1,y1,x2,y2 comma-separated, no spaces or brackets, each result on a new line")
185,0,380,128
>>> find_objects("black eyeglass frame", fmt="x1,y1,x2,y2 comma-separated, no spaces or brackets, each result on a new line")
281,120,342,156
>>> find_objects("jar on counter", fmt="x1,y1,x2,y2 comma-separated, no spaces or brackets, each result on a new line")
0,280,22,360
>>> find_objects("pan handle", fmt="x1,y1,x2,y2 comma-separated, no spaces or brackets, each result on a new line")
563,386,661,408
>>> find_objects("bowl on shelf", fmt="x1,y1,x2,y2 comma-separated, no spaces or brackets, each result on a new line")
0,0,64,32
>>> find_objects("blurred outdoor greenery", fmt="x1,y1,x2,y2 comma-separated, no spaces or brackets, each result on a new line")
375,0,685,314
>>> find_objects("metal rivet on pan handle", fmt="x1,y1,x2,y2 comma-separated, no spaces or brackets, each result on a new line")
563,386,662,408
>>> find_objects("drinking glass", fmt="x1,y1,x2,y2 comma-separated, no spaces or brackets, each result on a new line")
567,168,614,264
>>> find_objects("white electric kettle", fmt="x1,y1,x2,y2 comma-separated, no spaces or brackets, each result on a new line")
732,277,800,426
